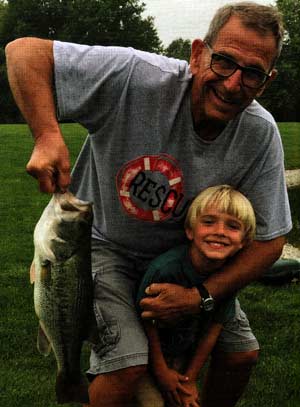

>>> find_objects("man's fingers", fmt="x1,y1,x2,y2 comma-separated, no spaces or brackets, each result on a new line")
26,153,71,193
145,283,162,296
26,165,56,193
38,175,56,193
57,167,71,193
140,310,155,319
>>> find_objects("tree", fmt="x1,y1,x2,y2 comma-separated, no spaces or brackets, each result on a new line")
259,0,300,121
0,0,162,52
0,0,163,122
164,38,191,62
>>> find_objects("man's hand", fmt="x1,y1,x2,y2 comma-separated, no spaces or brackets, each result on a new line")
26,135,71,193
139,283,201,322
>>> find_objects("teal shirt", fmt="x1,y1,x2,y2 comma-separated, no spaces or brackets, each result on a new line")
137,244,235,356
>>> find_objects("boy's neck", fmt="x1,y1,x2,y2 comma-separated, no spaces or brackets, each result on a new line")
189,245,226,274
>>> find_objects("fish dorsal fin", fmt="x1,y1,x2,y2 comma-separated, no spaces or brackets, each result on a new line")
37,324,52,356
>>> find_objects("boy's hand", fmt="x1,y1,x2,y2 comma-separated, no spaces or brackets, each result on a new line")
180,381,201,407
155,368,191,405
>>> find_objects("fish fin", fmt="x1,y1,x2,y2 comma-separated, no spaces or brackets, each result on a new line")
30,261,35,284
40,262,52,284
56,372,89,404
37,324,52,356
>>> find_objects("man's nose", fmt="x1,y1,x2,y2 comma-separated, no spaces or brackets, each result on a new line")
223,69,242,92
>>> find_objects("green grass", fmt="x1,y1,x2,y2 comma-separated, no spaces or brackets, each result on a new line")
278,123,300,170
0,123,299,407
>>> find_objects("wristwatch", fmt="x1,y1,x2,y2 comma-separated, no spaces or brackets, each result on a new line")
195,283,215,312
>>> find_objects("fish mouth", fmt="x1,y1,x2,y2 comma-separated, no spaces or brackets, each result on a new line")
53,192,93,223
54,192,92,211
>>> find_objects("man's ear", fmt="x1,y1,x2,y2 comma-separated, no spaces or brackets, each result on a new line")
256,68,278,97
190,39,205,74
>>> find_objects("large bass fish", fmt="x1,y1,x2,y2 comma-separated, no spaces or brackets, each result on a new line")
30,192,94,404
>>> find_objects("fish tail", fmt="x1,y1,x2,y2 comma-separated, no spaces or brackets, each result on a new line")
56,372,89,404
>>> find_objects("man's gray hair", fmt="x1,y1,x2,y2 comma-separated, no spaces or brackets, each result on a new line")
204,2,284,61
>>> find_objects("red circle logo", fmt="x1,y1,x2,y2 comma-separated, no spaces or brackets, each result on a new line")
116,154,184,222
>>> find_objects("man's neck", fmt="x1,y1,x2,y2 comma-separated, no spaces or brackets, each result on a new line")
193,119,226,141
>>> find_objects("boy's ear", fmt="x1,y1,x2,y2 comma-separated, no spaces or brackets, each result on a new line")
185,228,194,241
241,235,251,249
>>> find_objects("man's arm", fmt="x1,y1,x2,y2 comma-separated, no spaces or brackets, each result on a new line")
5,37,71,193
140,236,285,320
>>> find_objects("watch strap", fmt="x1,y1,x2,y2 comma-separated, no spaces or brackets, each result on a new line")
195,283,214,312
195,283,210,300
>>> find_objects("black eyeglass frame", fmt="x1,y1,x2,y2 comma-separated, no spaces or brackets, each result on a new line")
205,42,272,89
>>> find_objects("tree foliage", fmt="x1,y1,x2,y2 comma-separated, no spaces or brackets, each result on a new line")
164,38,191,62
0,0,163,122
259,0,300,121
0,0,162,51
1,0,300,122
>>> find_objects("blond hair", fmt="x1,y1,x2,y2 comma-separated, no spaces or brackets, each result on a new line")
204,2,284,62
185,185,256,242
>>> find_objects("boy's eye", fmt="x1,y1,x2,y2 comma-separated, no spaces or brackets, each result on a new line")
227,222,242,230
200,217,215,225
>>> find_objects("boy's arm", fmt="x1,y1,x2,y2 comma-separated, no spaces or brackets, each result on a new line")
144,321,168,374
178,322,223,407
143,321,190,405
185,322,223,381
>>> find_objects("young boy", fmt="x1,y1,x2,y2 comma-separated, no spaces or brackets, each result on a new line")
136,185,256,407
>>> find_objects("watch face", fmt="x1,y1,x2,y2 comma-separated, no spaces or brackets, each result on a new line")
203,297,214,312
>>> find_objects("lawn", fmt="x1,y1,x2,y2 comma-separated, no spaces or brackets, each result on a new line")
0,123,299,406
278,123,300,169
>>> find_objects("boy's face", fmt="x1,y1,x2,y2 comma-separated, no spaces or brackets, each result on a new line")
186,206,246,263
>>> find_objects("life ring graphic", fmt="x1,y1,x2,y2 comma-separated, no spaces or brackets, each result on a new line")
116,154,184,222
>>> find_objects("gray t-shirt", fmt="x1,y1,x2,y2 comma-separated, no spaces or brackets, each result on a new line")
54,41,292,258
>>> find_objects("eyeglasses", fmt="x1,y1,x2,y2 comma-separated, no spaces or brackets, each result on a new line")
205,43,272,89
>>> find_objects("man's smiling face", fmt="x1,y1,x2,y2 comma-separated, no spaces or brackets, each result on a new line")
190,16,278,126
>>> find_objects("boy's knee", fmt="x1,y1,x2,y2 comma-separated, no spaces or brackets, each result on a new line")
88,365,148,405
97,365,148,385
121,365,148,383
211,349,259,369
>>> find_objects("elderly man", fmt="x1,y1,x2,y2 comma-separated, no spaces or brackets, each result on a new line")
6,2,291,406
